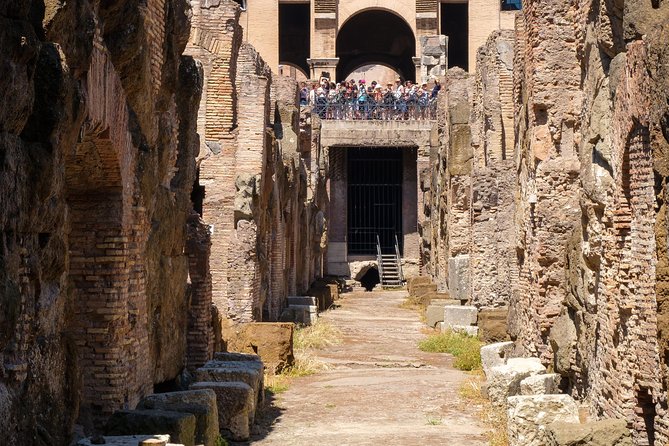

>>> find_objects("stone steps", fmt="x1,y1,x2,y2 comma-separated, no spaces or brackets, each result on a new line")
93,353,266,445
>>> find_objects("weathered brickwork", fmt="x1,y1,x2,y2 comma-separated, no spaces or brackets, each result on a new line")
422,1,669,443
186,212,214,370
186,0,327,337
0,0,203,442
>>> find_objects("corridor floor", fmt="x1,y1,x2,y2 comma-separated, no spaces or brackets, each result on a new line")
251,290,487,445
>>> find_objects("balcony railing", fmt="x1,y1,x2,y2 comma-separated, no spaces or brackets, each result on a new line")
303,98,437,121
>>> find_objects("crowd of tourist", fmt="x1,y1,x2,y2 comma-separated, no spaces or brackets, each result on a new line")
299,78,441,120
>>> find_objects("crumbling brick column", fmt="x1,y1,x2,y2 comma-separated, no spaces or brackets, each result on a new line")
185,212,214,370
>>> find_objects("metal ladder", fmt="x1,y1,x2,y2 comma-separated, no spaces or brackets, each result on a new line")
376,234,404,287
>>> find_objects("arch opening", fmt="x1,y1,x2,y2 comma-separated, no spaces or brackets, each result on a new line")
345,63,402,86
336,10,416,82
359,267,380,291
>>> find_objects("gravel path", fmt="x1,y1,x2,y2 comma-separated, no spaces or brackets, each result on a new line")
249,290,487,446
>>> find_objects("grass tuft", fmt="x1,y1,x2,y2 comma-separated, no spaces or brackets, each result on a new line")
294,320,342,350
458,372,509,446
264,373,290,395
418,329,483,371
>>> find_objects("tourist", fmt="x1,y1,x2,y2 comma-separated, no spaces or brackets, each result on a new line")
431,78,441,99
299,82,308,106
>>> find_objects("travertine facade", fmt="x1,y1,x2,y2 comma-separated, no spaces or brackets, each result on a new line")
239,0,516,78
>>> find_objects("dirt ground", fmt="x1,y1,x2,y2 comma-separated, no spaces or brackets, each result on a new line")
249,290,487,445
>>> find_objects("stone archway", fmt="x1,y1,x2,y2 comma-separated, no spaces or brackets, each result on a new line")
64,45,149,430
336,9,416,82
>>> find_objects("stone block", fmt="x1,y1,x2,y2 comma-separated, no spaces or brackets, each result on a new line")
546,419,632,446
104,410,196,446
449,325,479,337
191,382,255,442
223,322,294,374
478,308,509,342
196,360,263,408
77,435,176,446
520,373,562,396
136,390,219,446
407,276,432,295
213,352,262,363
426,304,446,328
507,395,580,446
443,305,477,328
287,296,316,306
290,304,318,325
487,358,546,407
448,255,471,299
480,341,513,377
308,281,339,311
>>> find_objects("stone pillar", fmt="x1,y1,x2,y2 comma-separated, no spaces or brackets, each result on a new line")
412,57,421,83
419,35,448,83
307,57,340,81
310,0,338,75
326,147,348,276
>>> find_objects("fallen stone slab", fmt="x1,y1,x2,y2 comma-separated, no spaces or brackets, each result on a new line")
407,276,432,295
520,373,562,396
104,410,196,446
507,395,580,446
136,390,218,446
480,341,513,377
223,322,294,374
478,307,509,342
546,419,632,446
77,435,181,446
287,296,317,306
443,305,477,328
487,357,546,407
191,381,255,442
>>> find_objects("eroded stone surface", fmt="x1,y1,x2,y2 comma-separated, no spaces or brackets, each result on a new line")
487,358,546,407
507,395,580,446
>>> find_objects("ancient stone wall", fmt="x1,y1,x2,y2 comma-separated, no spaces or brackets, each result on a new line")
0,0,203,442
469,30,517,309
186,0,327,335
424,0,669,443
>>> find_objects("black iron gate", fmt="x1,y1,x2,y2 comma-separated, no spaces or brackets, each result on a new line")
347,148,403,255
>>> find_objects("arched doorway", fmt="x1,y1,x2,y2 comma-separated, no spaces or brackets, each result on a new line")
348,63,402,86
336,9,416,82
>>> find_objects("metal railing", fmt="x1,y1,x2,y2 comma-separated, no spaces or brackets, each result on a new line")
394,233,404,284
305,98,437,121
376,234,384,282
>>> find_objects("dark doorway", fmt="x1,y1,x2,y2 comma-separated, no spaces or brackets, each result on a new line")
359,267,380,291
347,148,403,255
441,3,469,70
279,3,310,76
336,10,416,82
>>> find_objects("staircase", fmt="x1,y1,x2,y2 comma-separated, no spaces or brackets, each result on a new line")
376,234,404,287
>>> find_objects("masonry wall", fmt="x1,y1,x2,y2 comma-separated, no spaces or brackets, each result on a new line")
0,0,203,442
187,0,327,337
424,0,669,443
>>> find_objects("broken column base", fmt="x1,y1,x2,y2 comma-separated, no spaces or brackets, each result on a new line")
507,395,580,446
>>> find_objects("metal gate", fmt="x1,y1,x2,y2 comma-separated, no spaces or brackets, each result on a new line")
347,148,403,255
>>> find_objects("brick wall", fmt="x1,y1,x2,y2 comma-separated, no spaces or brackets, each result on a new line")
187,0,328,332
